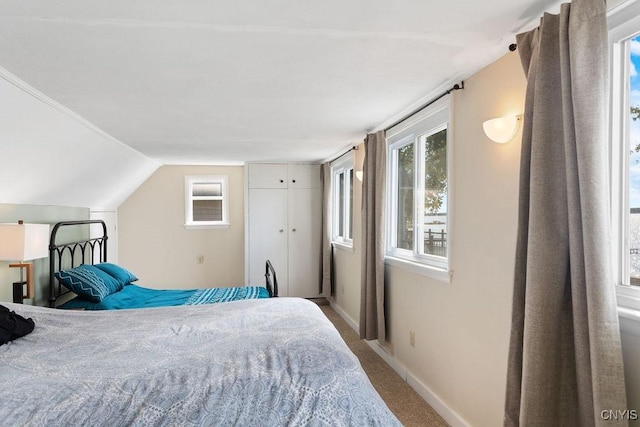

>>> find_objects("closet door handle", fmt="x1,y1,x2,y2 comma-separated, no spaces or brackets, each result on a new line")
279,179,284,183
279,229,284,233
292,228,297,232
292,179,296,183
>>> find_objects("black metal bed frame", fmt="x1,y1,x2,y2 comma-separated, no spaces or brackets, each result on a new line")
49,220,108,308
49,220,278,308
265,260,278,298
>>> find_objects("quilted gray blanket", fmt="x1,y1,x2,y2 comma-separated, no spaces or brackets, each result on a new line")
0,298,400,426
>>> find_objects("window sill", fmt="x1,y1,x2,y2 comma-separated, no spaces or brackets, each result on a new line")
184,223,230,230
332,242,354,253
384,256,451,283
617,284,640,310
617,285,640,336
619,307,640,337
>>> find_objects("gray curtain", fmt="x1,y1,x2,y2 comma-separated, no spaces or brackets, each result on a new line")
360,130,386,341
505,0,628,425
321,162,332,296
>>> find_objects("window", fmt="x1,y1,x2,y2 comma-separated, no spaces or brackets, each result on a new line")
610,2,640,311
331,154,354,247
184,175,229,228
386,99,450,275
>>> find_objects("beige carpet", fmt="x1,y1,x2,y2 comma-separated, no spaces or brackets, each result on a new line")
320,304,449,427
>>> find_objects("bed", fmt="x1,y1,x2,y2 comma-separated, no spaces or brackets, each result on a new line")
0,298,401,426
48,220,277,309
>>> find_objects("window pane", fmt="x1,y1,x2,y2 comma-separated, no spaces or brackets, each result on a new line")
338,172,345,237
193,182,221,197
422,128,447,257
348,168,353,240
397,144,414,250
193,200,222,222
630,34,640,286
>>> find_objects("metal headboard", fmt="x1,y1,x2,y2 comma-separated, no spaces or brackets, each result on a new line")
48,220,108,308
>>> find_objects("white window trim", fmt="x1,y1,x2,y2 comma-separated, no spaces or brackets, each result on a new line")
184,175,230,229
331,153,354,248
385,97,452,282
609,0,640,315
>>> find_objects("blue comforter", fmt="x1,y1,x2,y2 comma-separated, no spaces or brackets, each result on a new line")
59,284,270,310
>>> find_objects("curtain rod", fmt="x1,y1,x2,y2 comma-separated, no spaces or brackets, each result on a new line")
509,43,518,51
383,81,465,132
327,145,358,164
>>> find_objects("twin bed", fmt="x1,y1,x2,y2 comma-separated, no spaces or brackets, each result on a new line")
0,220,400,425
48,220,277,310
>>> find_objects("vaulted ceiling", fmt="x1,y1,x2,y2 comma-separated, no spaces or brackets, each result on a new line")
0,0,561,166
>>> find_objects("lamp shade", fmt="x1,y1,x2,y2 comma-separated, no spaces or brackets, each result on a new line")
482,116,520,143
0,223,50,261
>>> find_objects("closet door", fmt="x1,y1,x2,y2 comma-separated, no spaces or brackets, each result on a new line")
248,164,288,189
248,188,288,293
288,164,321,189
287,188,322,298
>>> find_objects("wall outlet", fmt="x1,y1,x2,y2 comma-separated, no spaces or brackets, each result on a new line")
409,331,415,347
197,255,204,264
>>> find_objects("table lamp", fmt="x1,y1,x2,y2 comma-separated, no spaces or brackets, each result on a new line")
0,221,50,303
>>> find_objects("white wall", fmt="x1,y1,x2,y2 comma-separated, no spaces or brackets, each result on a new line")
0,68,159,210
118,165,245,289
331,51,640,426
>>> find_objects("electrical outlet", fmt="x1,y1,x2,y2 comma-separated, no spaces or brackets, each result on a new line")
409,331,415,347
197,255,204,264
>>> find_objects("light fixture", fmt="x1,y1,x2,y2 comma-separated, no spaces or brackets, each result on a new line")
355,170,364,182
0,221,49,303
482,115,521,143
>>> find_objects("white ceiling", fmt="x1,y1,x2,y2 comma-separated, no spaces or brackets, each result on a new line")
0,0,560,165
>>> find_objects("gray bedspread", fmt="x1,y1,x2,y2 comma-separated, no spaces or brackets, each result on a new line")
0,298,400,426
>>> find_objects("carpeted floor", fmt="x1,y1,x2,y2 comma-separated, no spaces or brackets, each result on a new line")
320,304,449,427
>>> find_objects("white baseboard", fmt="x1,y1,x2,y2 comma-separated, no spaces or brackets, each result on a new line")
330,302,359,332
405,371,471,427
329,301,471,427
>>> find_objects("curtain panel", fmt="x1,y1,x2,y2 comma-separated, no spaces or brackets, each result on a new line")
504,0,628,425
360,130,387,341
321,162,332,296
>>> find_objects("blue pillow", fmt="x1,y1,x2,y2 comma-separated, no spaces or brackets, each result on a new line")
94,263,138,286
54,264,123,302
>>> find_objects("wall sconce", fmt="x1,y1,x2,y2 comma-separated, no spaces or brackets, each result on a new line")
482,115,521,143
0,221,50,303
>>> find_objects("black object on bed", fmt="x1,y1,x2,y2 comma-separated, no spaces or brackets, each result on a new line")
48,220,277,308
0,305,35,345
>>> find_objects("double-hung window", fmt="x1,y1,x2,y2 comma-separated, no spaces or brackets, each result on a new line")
331,154,354,247
184,175,229,228
610,2,640,312
386,99,450,276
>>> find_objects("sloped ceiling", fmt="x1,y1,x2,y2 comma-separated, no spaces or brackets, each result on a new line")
0,0,562,163
0,71,159,209
0,0,561,208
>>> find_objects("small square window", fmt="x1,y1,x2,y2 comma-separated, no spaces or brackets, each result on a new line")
185,175,229,228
